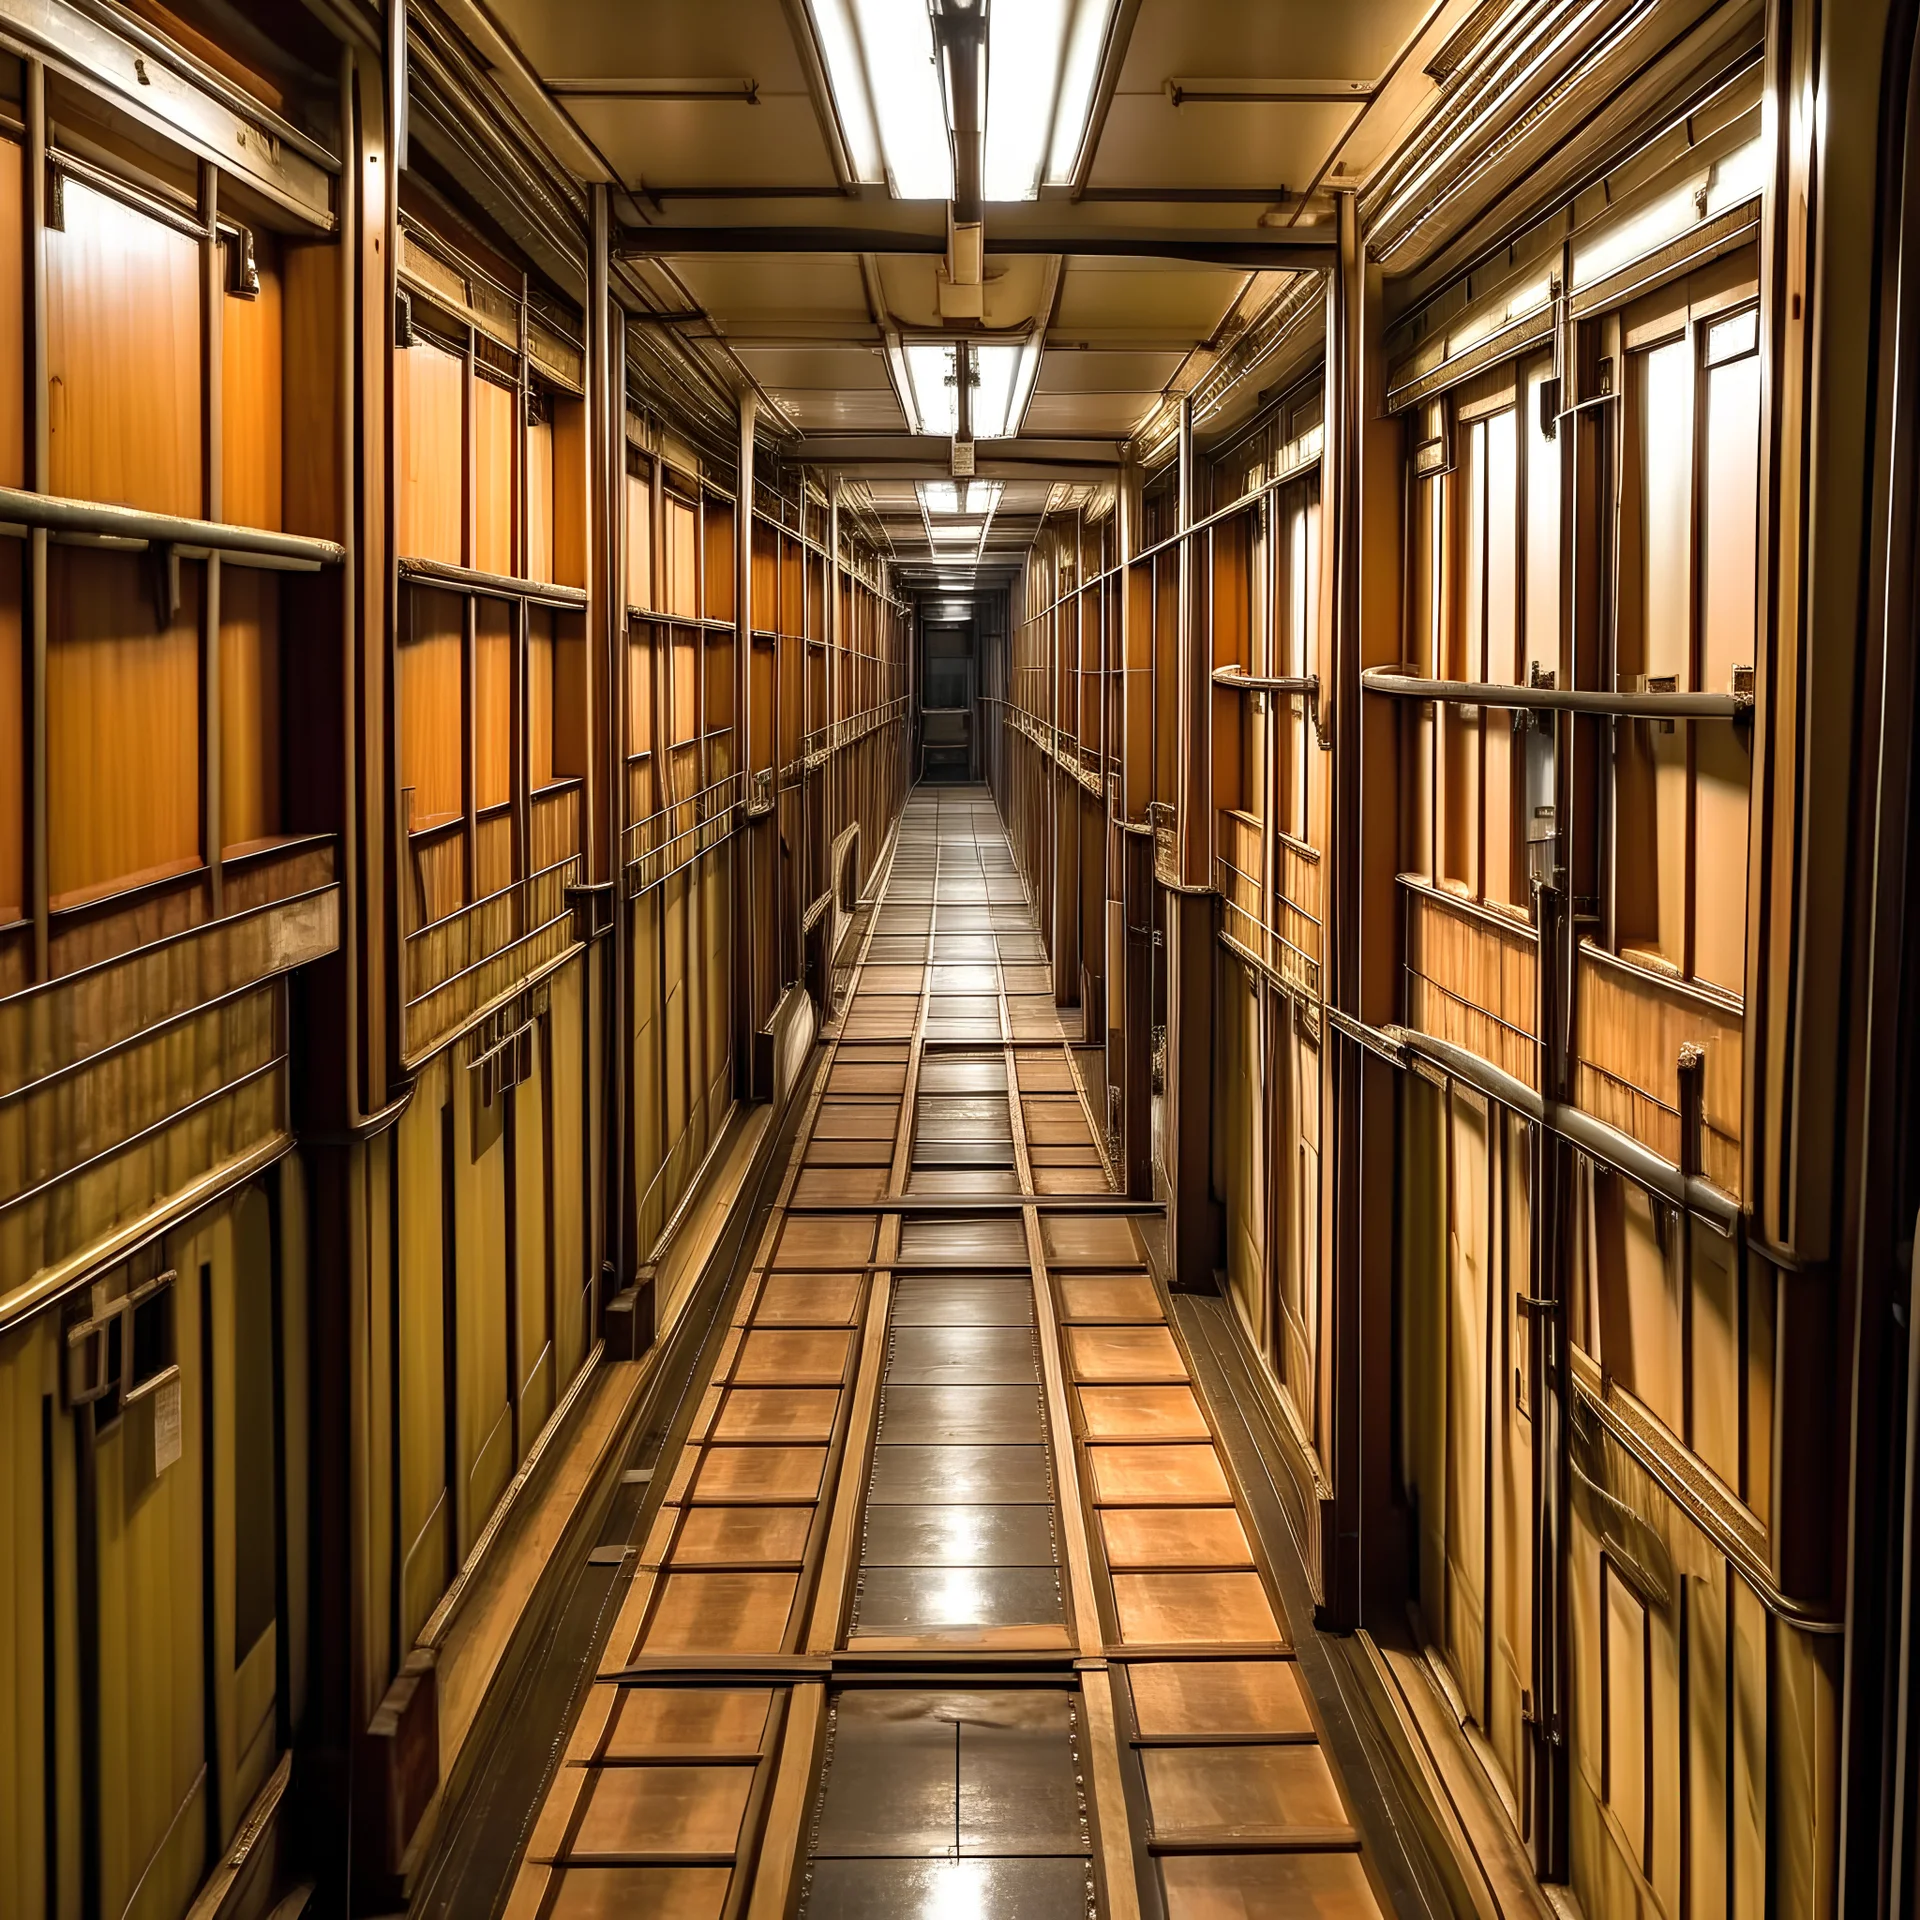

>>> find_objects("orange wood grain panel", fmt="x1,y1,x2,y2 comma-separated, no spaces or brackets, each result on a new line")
0,140,26,488
553,612,588,780
47,180,200,515
47,548,200,906
475,600,512,811
396,337,463,564
221,231,283,530
473,373,515,576
401,587,464,821
626,467,653,610
666,497,698,620
0,543,18,918
1574,945,1743,1192
529,608,554,789
525,413,554,583
281,241,339,541
702,499,732,623
1403,884,1536,1087
553,396,587,589
220,566,280,849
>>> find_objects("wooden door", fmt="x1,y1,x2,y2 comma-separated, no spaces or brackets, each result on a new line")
204,1188,281,1841
88,1248,206,1920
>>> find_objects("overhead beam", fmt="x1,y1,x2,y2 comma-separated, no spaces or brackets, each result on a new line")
617,222,1337,270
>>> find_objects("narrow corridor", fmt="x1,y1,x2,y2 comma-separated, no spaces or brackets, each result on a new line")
500,787,1393,1918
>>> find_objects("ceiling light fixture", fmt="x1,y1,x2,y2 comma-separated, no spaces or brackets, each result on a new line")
984,0,1114,199
969,337,1042,438
893,339,961,436
920,480,1004,516
808,0,1119,203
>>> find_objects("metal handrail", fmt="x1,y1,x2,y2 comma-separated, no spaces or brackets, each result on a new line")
1362,665,1751,719
402,554,588,609
0,484,343,569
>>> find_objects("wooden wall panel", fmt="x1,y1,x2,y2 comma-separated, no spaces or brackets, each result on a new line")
220,566,281,851
529,608,554,789
47,180,200,516
222,234,283,531
396,338,463,565
281,242,338,541
1404,885,1537,1087
475,601,512,812
0,139,24,489
665,495,698,619
397,1057,451,1648
399,588,464,826
472,375,515,576
0,543,20,923
0,1317,50,1918
96,1237,208,1920
548,962,589,1391
552,612,587,781
456,1078,512,1557
526,413,554,583
47,549,200,907
552,397,586,589
1574,947,1743,1193
627,466,653,610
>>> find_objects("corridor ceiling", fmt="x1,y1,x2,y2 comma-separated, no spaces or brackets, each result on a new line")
445,0,1490,581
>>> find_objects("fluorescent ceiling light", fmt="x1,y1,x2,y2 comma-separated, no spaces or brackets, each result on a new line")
920,480,1003,515
811,0,1118,202
930,519,986,543
900,341,960,435
985,0,1118,198
813,0,952,199
971,338,1042,438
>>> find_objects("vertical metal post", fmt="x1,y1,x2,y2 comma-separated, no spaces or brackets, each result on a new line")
733,392,755,1089
202,160,224,920
27,60,48,980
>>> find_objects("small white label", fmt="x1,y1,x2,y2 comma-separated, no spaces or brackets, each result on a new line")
153,1377,182,1474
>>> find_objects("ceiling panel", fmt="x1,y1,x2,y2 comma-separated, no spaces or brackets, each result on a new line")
1112,0,1429,84
734,346,893,389
1085,97,1359,192
1052,259,1247,339
770,390,908,430
484,0,811,87
1021,391,1161,437
666,256,874,330
567,97,837,189
1035,350,1187,393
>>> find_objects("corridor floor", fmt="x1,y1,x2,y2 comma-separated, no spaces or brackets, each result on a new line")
503,785,1387,1919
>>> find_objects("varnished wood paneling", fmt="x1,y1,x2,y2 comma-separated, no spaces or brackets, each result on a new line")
553,397,587,589
0,543,21,921
47,548,201,907
220,565,281,851
222,231,283,531
397,337,464,565
474,373,516,577
526,412,554,582
476,600,512,813
401,587,465,826
0,139,27,489
47,179,200,515
281,241,339,541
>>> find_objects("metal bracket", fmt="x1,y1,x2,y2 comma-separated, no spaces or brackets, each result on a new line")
395,285,414,349
226,223,261,299
564,879,614,943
